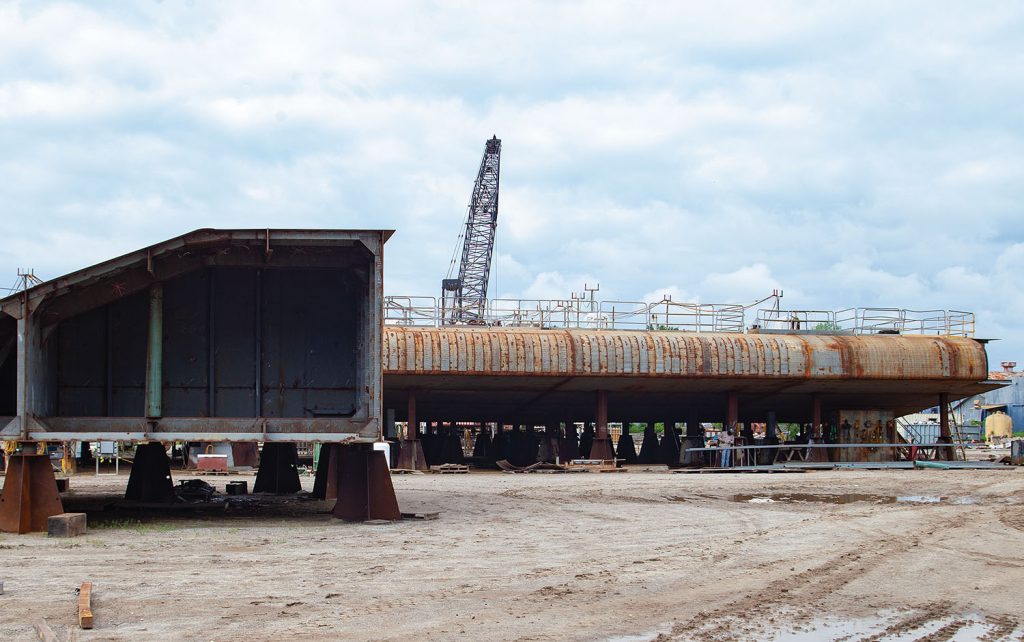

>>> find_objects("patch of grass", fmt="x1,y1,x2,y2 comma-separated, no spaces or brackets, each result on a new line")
90,518,178,533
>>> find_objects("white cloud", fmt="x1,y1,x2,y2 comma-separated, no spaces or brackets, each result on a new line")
700,264,785,304
1,0,1022,364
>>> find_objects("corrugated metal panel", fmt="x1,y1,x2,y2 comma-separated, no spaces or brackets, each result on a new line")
383,327,988,381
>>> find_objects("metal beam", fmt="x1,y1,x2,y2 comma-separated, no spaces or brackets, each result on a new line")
595,390,609,439
254,269,262,417
407,389,417,439
144,283,163,419
207,268,216,417
30,416,379,442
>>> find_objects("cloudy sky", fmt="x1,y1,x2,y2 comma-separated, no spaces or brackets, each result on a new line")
2,1,1021,365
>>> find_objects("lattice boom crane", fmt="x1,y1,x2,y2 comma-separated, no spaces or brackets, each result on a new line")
441,136,501,324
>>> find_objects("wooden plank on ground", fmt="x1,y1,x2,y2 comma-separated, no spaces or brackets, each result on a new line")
429,464,469,474
33,619,58,642
78,582,94,629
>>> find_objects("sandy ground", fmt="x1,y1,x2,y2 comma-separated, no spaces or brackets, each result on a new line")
1,466,1023,641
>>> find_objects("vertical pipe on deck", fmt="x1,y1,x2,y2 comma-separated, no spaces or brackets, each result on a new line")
726,391,739,427
207,268,216,417
144,283,163,419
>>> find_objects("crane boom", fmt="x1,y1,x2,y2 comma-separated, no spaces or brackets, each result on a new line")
441,136,501,324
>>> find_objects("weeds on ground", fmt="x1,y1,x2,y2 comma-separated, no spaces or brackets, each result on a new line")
90,518,178,533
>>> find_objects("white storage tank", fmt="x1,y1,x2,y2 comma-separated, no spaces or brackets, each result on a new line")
985,411,1013,441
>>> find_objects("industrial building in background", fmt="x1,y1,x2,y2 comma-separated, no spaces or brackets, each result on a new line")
957,361,1022,440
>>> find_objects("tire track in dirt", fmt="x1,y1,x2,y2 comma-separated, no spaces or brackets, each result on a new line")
657,508,962,641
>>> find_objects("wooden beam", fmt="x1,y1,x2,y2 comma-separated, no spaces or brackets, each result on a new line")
78,581,94,629
32,619,58,642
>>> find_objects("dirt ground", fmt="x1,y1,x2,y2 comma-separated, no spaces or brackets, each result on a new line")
1,465,1023,641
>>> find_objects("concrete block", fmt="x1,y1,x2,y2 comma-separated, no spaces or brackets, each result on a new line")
226,481,248,495
47,513,87,538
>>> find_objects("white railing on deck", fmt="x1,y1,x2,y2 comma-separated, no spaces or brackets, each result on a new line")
755,308,975,337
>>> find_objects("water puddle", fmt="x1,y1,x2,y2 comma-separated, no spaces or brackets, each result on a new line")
767,613,998,641
729,493,977,505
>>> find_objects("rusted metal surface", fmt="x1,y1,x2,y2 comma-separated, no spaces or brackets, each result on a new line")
0,454,64,534
383,327,988,381
332,445,401,522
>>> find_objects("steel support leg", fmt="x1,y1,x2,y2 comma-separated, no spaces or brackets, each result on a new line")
615,421,638,463
727,392,739,428
397,390,427,471
812,393,822,433
590,390,615,460
472,426,492,459
312,444,341,500
333,445,401,522
638,420,659,464
124,442,175,503
660,420,680,467
253,442,302,494
0,453,64,533
939,392,952,461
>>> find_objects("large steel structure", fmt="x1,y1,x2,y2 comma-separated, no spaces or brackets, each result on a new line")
0,228,390,444
441,136,501,324
382,326,996,424
0,228,402,532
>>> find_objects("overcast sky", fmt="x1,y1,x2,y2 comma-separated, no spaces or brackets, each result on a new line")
2,1,1021,366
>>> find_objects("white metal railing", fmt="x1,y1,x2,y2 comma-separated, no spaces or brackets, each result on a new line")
755,309,839,332
383,296,440,326
755,308,975,337
386,296,975,337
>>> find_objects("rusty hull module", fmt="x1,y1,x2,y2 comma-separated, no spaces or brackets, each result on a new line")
0,229,391,444
382,326,995,424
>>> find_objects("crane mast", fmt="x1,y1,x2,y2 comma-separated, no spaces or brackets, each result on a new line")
441,136,501,324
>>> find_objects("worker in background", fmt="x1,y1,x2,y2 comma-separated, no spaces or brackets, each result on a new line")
719,426,734,468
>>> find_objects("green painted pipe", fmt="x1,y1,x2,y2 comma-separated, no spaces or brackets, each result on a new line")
145,283,163,419
914,460,950,470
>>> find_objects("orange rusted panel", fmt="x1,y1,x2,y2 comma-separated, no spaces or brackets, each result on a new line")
383,327,988,381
